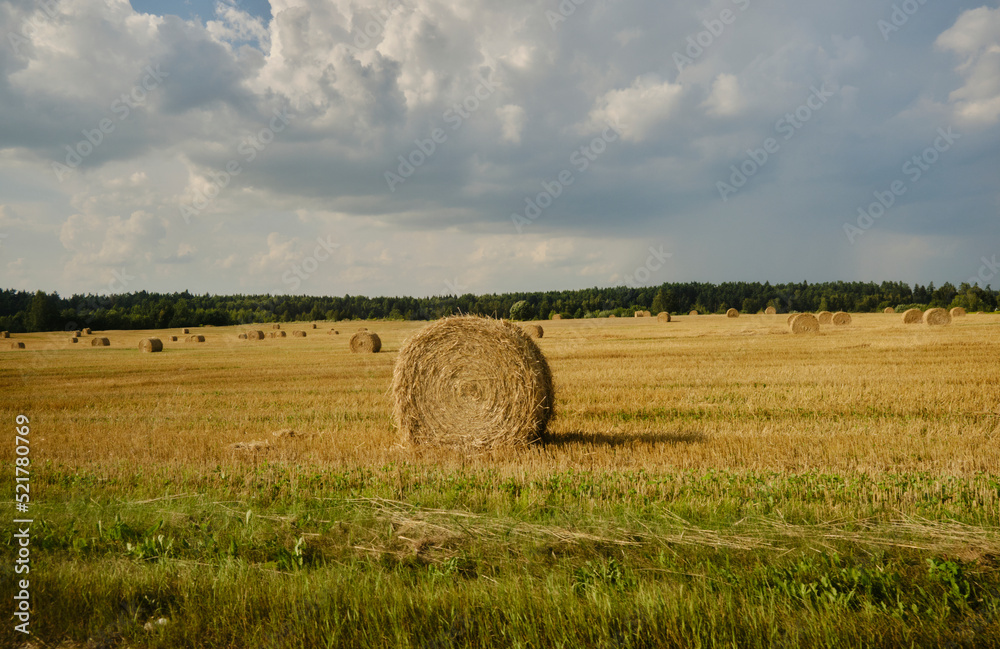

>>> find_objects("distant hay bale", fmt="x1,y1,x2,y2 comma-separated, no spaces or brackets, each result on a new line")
608,314,616,319
901,308,922,324
884,307,895,314
272,324,281,329
764,307,776,315
923,308,951,326
277,331,286,338
551,314,562,320
657,312,671,323
311,324,317,329
634,311,644,317
644,311,651,317
69,337,78,343
950,307,967,317
359,327,368,331
689,310,698,316
292,330,306,337
182,328,190,334
0,331,8,338
10,341,25,349
169,336,178,341
246,330,264,340
83,328,91,335
391,316,554,450
74,330,82,337
91,337,110,347
350,331,382,353
139,338,163,353
817,311,833,324
238,333,247,340
522,324,543,339
831,311,852,326
186,335,206,343
726,308,739,318
789,313,820,334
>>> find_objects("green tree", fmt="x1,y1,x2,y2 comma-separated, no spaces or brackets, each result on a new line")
509,300,533,321
28,290,59,332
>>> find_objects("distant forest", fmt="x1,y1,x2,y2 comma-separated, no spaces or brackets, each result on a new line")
1,281,996,333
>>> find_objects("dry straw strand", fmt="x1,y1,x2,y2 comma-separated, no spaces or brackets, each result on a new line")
950,307,967,317
902,308,923,324
884,307,895,314
789,313,820,334
726,308,739,318
831,311,852,326
657,312,671,323
350,331,382,353
522,324,544,339
923,308,951,326
817,311,833,324
92,337,110,347
139,338,163,353
391,315,554,450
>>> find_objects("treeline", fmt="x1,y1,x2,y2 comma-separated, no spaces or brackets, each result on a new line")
1,281,996,333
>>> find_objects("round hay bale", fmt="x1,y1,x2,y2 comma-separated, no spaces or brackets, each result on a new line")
83,328,91,335
0,331,8,338
551,313,562,320
292,330,307,337
634,311,644,317
923,308,951,326
901,308,922,324
391,316,554,449
186,335,206,343
277,330,286,338
726,308,739,318
91,337,110,347
238,333,248,340
787,313,798,326
657,312,671,323
950,307,967,317
789,313,820,334
764,306,776,315
182,328,190,334
689,310,698,316
522,324,543,339
10,341,25,349
69,337,78,343
608,314,616,319
246,330,264,340
831,311,852,326
74,330,82,337
817,311,833,325
169,336,178,341
350,331,382,353
884,307,895,314
272,324,281,329
139,338,163,353
311,323,317,329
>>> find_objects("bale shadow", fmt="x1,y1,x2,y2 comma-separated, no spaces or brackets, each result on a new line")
543,430,706,448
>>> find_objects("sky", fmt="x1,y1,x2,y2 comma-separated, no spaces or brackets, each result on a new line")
0,0,998,298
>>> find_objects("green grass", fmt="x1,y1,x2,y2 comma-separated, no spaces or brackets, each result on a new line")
6,462,1000,648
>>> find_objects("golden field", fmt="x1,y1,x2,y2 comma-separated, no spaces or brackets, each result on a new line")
3,312,998,475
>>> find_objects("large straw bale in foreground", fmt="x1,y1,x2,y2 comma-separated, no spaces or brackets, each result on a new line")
392,316,554,449
923,308,951,326
726,308,739,318
902,309,922,324
139,338,163,353
657,312,671,322
522,324,543,339
831,311,852,326
789,313,820,333
350,331,381,353
817,311,833,324
950,307,966,317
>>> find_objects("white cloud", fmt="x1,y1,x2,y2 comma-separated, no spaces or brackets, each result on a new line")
702,73,744,117
937,6,1000,126
496,104,526,143
582,76,684,142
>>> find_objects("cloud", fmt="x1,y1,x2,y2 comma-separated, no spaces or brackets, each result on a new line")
702,73,744,117
496,104,526,143
936,6,1000,126
581,75,684,142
